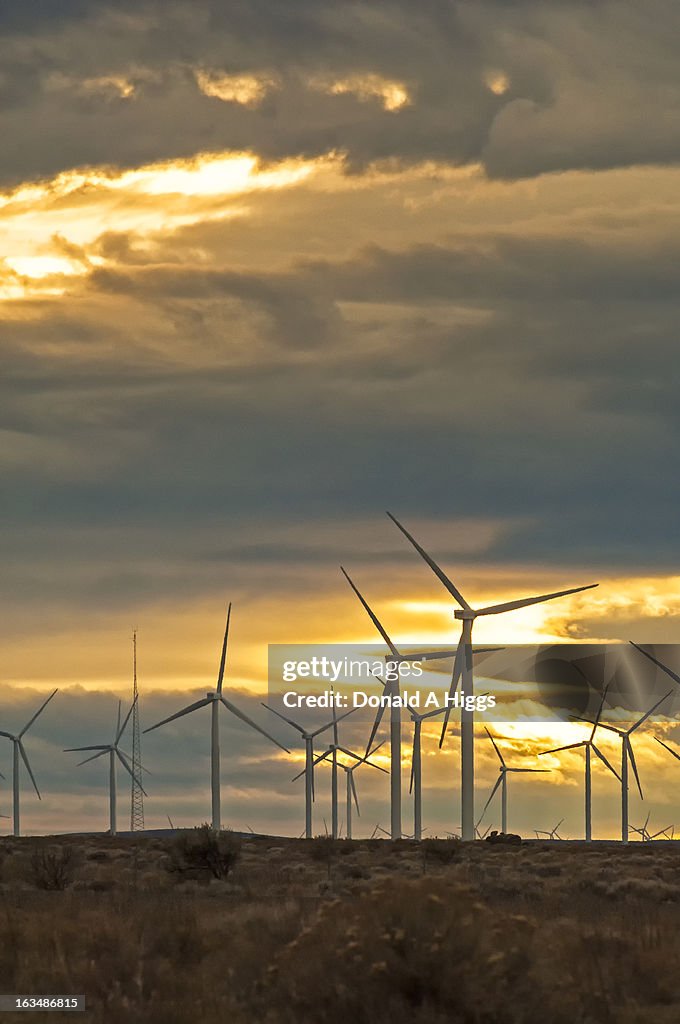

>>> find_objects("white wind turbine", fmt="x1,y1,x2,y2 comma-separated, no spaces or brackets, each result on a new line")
539,686,620,841
341,566,458,840
144,604,289,831
478,729,550,835
574,685,672,843
369,668,449,842
312,743,387,839
408,704,450,841
630,812,673,841
261,702,356,838
534,819,565,840
0,689,58,837
386,511,598,840
65,699,147,836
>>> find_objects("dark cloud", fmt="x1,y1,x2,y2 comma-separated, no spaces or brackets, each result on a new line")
1,1,680,183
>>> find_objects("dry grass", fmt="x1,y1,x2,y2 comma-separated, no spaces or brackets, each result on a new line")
1,834,680,1021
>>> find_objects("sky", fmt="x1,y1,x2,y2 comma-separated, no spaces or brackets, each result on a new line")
2,0,680,838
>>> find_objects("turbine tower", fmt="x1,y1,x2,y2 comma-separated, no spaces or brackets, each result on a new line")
478,728,549,835
340,566,457,839
540,686,620,841
144,604,289,831
262,702,356,838
386,510,598,840
130,629,144,832
65,700,146,836
0,689,58,837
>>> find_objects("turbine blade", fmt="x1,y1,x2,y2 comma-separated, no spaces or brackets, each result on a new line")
475,584,598,617
143,697,211,733
569,715,622,736
540,742,586,755
485,728,506,768
414,649,459,662
409,735,416,795
507,767,551,773
19,688,58,738
116,701,121,741
0,731,14,740
292,748,331,782
363,693,389,758
116,749,149,797
629,643,680,688
590,683,611,742
63,745,109,752
76,749,111,767
310,706,357,739
18,741,41,799
655,736,680,763
627,737,643,800
439,639,465,748
340,567,399,657
116,700,135,745
385,512,471,610
350,772,360,815
591,743,621,781
628,690,674,734
260,703,304,735
420,704,450,721
216,602,232,695
479,774,503,821
220,697,291,752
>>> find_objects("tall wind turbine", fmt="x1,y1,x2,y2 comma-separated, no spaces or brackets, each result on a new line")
408,704,449,841
386,510,598,840
341,567,457,839
0,689,58,837
144,604,289,831
65,699,147,836
478,728,550,835
540,687,620,841
262,702,356,838
576,689,672,842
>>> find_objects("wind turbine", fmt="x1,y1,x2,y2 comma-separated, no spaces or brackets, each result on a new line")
408,704,450,841
369,666,449,842
534,819,564,840
144,604,289,831
0,689,58,837
386,511,598,840
341,566,459,840
539,686,620,841
478,729,550,835
575,688,672,842
314,743,387,839
630,812,673,841
65,699,147,836
261,702,356,838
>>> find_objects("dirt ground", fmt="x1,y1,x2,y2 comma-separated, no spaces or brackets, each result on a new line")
1,831,679,1023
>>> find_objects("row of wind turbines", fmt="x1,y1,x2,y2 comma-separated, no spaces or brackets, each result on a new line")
3,512,680,842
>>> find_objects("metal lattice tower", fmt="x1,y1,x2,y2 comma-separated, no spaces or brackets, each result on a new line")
130,630,145,831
